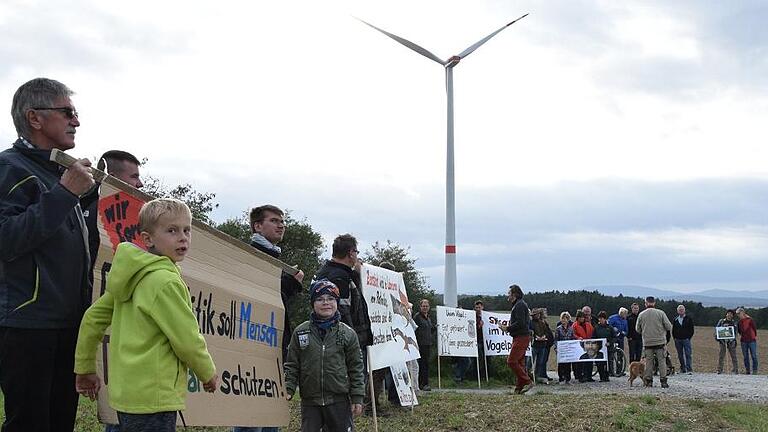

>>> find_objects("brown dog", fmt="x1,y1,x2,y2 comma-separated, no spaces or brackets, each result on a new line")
628,361,645,387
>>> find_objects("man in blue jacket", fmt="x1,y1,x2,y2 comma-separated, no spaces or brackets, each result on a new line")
0,78,95,431
608,307,628,376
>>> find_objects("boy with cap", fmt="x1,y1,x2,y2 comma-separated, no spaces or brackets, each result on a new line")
284,279,365,432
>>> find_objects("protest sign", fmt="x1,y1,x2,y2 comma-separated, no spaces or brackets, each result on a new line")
390,362,418,407
556,339,608,363
436,306,477,357
716,326,736,340
91,180,289,427
361,264,420,370
480,311,532,357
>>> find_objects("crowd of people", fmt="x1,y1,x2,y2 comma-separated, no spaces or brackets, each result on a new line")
0,77,762,431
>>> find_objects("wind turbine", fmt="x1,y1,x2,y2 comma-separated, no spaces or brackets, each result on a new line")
360,14,528,307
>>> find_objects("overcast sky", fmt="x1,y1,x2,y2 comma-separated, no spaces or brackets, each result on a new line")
2,0,767,295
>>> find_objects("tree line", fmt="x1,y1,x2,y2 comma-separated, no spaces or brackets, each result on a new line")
459,290,768,329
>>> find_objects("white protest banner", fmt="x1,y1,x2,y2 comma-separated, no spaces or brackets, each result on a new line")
91,180,289,427
481,311,532,357
436,306,477,357
361,264,420,370
556,339,608,363
390,362,418,406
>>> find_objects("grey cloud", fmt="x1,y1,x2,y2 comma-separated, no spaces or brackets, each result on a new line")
0,3,188,79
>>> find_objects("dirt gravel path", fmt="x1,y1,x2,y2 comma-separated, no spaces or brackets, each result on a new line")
434,372,768,404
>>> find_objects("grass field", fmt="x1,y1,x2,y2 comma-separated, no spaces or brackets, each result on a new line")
3,390,767,431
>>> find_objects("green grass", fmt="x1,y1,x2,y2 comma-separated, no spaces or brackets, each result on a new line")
2,390,766,431
714,402,768,431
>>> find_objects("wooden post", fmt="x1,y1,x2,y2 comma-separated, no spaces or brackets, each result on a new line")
437,356,442,389
367,348,378,432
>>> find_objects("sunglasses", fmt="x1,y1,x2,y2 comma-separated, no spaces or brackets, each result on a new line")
33,107,79,120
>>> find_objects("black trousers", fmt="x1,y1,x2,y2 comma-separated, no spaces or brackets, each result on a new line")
557,362,572,382
0,327,80,432
628,338,643,363
417,344,431,388
301,400,353,432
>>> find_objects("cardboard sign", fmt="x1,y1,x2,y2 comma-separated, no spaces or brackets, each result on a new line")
92,181,288,427
480,311,532,357
556,339,608,363
436,306,477,358
361,264,420,370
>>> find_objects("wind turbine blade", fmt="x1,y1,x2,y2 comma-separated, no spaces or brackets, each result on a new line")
358,18,446,65
456,13,528,59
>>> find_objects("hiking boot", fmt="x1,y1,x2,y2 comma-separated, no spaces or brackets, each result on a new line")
660,379,669,389
519,382,534,394
643,378,653,387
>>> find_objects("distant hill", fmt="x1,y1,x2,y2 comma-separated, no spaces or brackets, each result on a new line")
582,285,768,308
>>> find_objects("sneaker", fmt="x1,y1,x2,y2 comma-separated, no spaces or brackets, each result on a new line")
687,371,693,375
519,382,534,394
661,381,669,388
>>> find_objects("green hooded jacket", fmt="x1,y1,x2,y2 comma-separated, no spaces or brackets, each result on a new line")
74,242,216,414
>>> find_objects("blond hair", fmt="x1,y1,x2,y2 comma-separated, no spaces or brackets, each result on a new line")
139,198,191,233
560,311,571,321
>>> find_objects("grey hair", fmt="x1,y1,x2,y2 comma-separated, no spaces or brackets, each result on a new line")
11,78,74,139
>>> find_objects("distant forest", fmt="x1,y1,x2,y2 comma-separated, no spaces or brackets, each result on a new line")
456,290,768,330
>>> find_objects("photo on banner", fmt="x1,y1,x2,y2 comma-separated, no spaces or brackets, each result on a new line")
436,305,477,357
480,310,532,357
716,326,736,340
361,263,420,370
92,180,289,427
556,339,609,363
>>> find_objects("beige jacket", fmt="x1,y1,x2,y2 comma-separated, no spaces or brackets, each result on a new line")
636,307,673,347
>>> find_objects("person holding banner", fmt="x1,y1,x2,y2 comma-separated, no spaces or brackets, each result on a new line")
1,78,95,432
284,279,365,432
592,311,615,382
233,205,305,432
413,298,435,391
499,284,533,394
715,309,738,374
572,310,595,383
554,312,574,384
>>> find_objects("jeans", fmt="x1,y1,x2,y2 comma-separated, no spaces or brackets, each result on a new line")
674,338,693,372
105,425,121,432
533,345,549,379
117,411,176,432
741,340,758,373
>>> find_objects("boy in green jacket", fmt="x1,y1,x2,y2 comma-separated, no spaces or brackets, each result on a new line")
74,198,217,431
285,279,364,432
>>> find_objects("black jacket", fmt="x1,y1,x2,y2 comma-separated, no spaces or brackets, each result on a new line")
250,241,303,357
314,260,372,347
507,298,531,337
413,311,434,346
0,139,91,328
627,312,641,340
672,315,695,340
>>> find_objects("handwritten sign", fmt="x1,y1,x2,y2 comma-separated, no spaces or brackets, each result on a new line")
93,182,288,427
436,306,477,358
362,264,420,370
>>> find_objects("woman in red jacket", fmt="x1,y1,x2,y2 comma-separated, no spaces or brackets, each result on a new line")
572,311,595,383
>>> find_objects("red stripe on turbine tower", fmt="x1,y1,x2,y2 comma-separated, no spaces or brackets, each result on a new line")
445,245,456,254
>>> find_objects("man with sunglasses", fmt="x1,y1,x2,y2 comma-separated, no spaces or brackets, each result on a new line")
0,78,95,431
